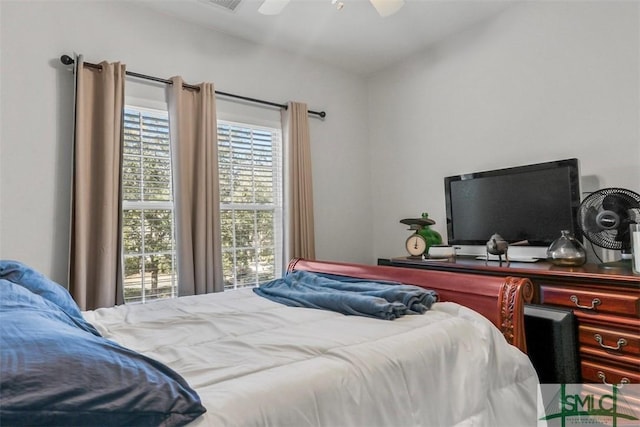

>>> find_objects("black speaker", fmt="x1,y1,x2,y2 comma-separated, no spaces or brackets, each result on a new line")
524,304,580,384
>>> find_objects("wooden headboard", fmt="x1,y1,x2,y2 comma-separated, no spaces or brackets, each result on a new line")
287,258,534,353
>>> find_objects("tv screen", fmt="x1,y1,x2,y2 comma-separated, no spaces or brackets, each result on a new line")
444,159,581,246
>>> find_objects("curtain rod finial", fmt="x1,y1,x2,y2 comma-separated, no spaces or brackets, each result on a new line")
60,55,74,65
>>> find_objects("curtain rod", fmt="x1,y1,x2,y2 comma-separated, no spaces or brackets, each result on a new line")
60,55,326,119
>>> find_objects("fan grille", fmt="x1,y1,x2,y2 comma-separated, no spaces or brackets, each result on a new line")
577,187,640,250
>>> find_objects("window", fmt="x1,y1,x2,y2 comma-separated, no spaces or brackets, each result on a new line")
122,107,177,303
121,106,283,302
218,121,283,290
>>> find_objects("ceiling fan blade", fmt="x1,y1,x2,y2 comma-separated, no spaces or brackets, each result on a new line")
369,0,404,17
258,0,291,15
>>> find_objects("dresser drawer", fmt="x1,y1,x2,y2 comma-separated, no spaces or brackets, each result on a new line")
580,346,640,372
579,324,640,357
539,285,640,317
582,359,640,384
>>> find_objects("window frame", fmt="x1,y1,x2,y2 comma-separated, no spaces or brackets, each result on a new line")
218,119,284,290
121,101,178,304
120,100,285,301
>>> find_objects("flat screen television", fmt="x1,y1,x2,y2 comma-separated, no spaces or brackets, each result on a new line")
444,158,581,257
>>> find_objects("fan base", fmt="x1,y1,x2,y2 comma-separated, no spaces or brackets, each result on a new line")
597,259,633,272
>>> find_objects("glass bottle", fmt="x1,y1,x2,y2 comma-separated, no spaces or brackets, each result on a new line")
546,230,587,266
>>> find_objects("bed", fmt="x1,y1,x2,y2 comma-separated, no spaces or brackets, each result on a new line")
1,258,540,427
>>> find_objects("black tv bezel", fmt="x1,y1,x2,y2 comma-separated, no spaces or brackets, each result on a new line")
444,158,581,246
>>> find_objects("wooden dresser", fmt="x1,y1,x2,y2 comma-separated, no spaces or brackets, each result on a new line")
378,257,640,385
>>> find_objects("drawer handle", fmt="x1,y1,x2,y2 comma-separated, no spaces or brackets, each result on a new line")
594,334,627,351
597,371,630,387
569,295,601,310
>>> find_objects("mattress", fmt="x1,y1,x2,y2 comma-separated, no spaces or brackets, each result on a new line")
83,288,540,427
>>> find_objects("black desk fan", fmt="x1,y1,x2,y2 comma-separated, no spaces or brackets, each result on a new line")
577,187,640,270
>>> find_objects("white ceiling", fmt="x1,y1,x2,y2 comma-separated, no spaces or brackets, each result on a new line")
136,0,513,75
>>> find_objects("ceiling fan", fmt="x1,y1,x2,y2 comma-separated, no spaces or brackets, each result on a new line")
258,0,405,17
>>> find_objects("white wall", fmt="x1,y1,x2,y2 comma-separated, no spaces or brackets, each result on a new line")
0,1,371,283
368,1,640,261
2,1,638,281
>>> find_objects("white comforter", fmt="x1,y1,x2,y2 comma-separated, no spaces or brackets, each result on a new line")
83,288,540,427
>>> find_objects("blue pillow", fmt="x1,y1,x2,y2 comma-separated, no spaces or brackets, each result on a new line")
0,259,101,336
0,280,206,427
0,259,83,319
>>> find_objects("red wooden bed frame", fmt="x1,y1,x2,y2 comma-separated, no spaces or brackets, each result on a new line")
287,258,534,353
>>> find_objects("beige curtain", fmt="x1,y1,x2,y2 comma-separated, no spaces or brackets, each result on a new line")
283,102,316,259
167,77,223,295
69,57,125,310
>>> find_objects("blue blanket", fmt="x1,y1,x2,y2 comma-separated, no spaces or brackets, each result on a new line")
253,270,437,320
